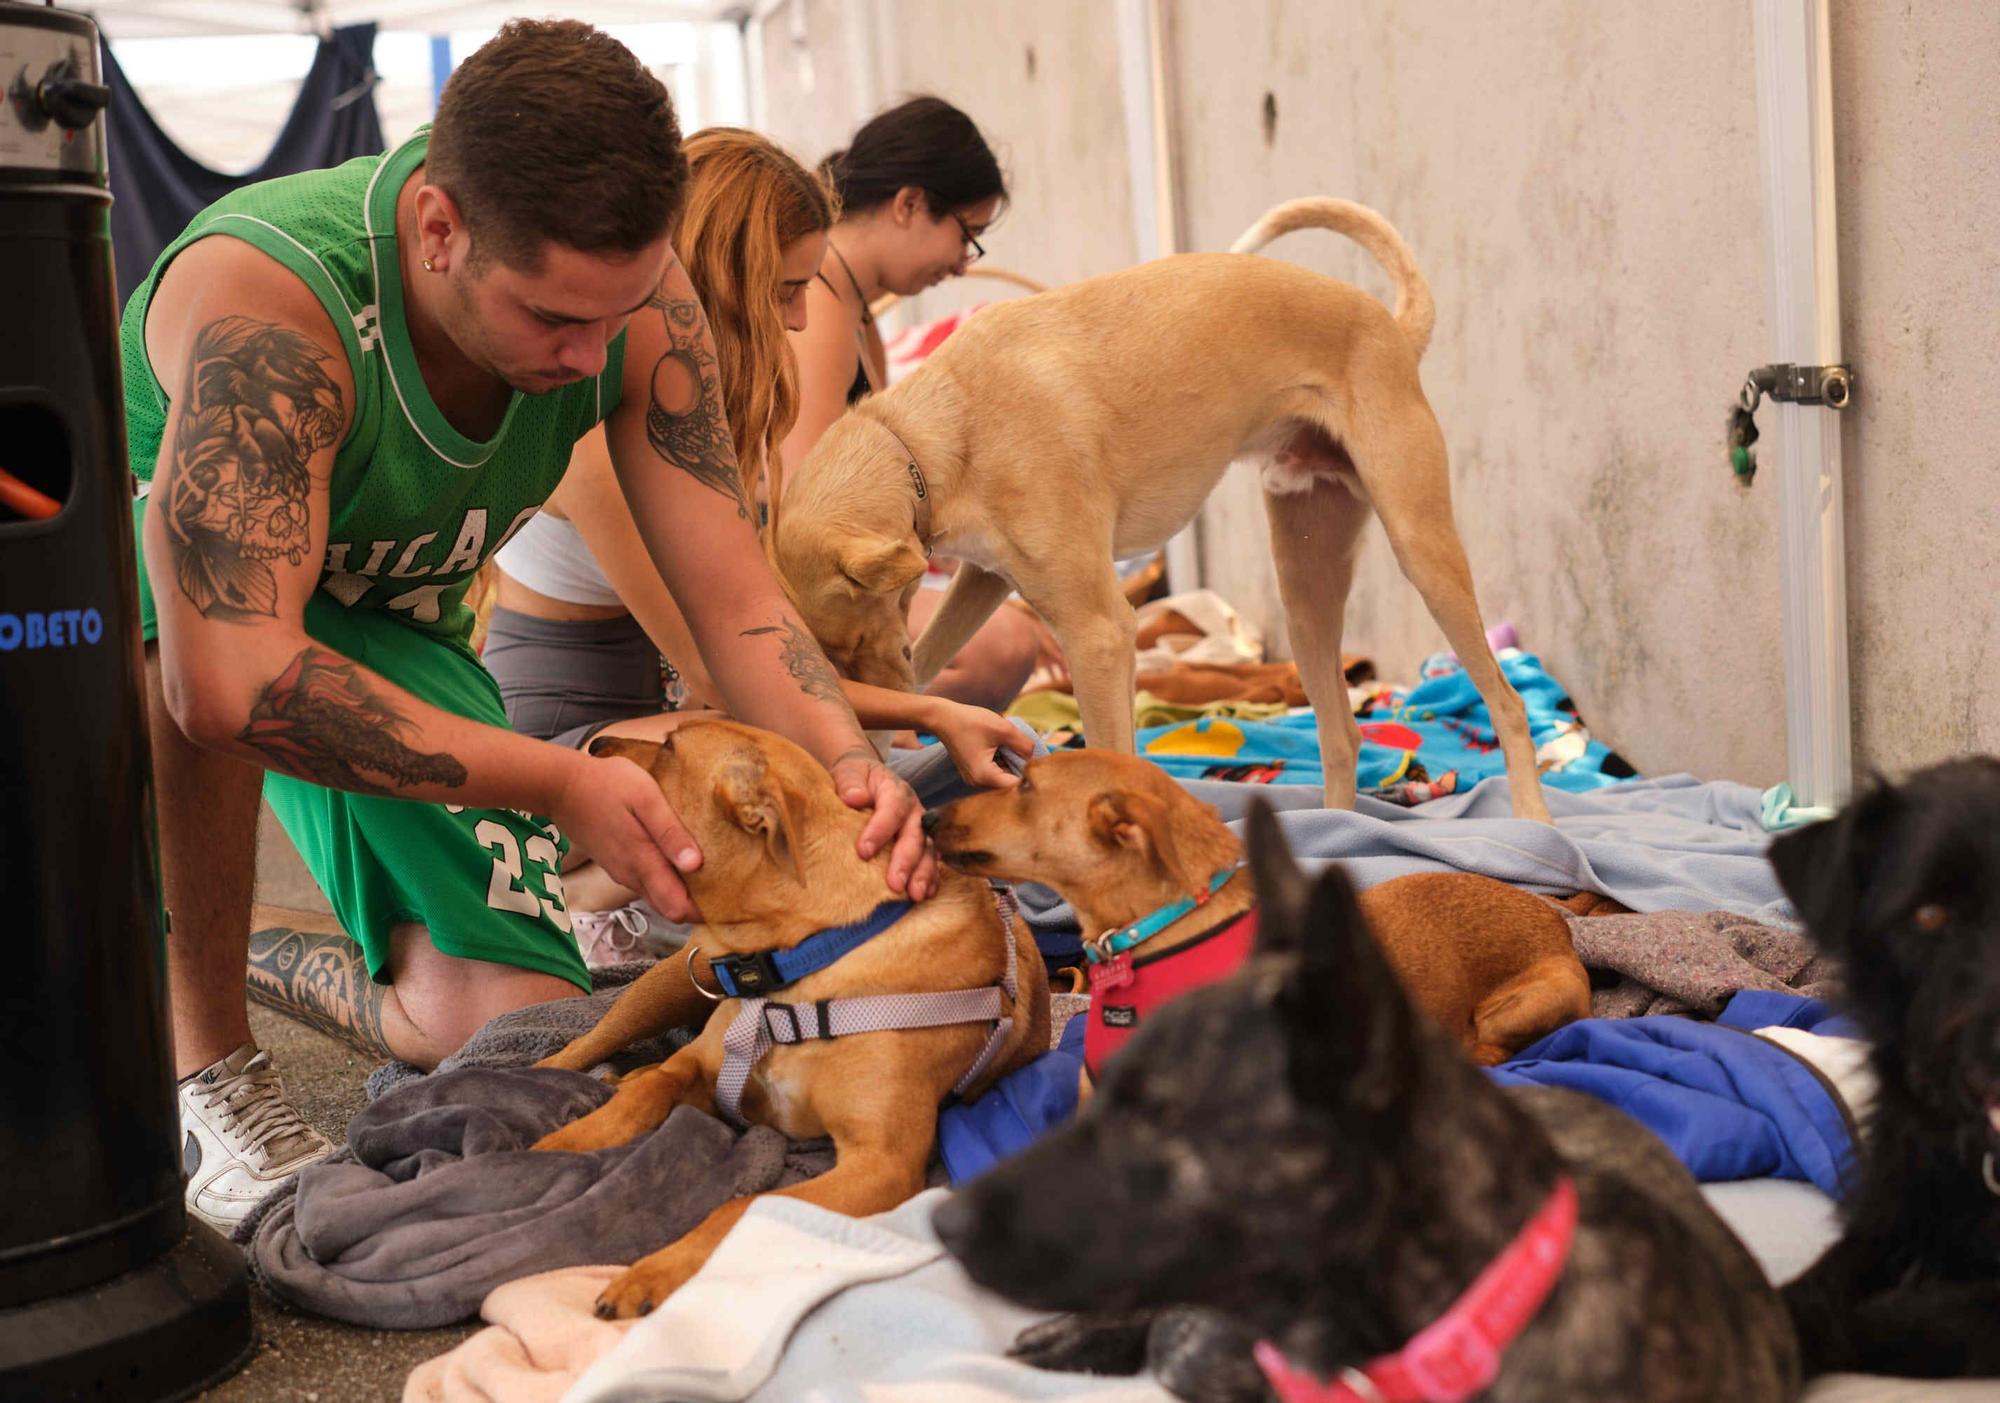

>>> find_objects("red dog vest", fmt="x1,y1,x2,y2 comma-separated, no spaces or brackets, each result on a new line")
1084,906,1259,1078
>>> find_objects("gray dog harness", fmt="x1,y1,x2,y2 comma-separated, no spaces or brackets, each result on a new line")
712,888,1023,1126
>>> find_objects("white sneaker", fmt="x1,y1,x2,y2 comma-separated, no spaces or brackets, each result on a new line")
574,903,656,969
178,1043,333,1232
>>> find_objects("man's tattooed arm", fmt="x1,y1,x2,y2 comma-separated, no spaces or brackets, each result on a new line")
246,924,393,1058
740,620,849,708
643,291,750,519
237,645,468,795
159,316,343,621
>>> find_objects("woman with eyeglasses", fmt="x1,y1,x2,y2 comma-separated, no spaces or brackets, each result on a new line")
782,95,1048,714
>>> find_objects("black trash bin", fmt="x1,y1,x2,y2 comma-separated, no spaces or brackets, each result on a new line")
0,2,252,1396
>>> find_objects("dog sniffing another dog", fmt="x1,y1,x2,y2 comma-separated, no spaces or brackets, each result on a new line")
771,198,1551,821
933,800,1798,1403
926,750,1589,1077
1769,756,2000,1381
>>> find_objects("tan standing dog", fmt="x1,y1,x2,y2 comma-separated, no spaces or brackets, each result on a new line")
532,720,1050,1318
770,198,1550,821
926,751,1588,1068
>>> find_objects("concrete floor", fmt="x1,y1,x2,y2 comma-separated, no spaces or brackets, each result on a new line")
194,997,475,1401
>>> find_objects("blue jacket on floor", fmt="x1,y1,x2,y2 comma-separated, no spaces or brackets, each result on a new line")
937,1014,1086,1185
1486,991,1860,1196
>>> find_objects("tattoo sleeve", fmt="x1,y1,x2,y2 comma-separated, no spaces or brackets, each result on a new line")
238,645,468,794
643,292,749,518
160,316,343,621
740,620,849,709
246,924,393,1059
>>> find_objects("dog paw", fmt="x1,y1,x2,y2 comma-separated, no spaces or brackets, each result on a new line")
1010,1311,1152,1375
593,1260,692,1320
1146,1307,1266,1403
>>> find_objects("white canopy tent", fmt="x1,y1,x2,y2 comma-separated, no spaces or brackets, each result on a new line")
81,0,754,170
81,1,744,42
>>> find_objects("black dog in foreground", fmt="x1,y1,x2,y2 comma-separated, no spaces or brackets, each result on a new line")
1770,756,2000,1379
933,801,1797,1403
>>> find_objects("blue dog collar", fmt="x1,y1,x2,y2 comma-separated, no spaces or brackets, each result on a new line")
708,900,914,997
1084,866,1241,964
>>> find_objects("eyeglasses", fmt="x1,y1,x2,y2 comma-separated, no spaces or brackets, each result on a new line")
951,212,986,263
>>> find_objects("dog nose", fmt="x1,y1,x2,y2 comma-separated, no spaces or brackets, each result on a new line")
921,807,946,837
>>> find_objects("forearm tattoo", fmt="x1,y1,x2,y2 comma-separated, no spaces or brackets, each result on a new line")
238,645,468,794
246,924,393,1059
741,619,849,709
161,316,342,621
644,292,749,518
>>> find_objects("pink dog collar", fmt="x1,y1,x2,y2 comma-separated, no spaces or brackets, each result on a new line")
1254,1175,1578,1403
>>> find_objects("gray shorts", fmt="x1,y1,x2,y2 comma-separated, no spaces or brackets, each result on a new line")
483,606,675,750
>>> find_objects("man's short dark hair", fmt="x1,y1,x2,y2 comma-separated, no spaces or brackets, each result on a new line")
427,19,687,271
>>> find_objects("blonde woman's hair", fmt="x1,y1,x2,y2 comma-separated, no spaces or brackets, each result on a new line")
674,128,836,531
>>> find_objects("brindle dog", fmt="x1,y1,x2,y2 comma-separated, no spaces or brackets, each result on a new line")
1770,756,2000,1379
932,801,1798,1403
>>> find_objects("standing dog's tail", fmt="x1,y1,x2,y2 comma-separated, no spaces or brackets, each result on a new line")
1230,198,1435,358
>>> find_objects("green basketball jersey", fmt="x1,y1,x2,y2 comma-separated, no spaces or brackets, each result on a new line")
122,126,625,652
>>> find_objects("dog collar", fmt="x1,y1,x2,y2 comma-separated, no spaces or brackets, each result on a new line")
1254,1175,1579,1403
1084,865,1241,964
704,900,913,998
882,423,934,557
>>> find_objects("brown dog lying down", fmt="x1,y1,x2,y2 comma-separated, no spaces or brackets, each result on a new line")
925,751,1587,1074
531,720,1050,1318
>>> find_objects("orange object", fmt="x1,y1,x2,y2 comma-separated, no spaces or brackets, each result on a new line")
0,466,61,520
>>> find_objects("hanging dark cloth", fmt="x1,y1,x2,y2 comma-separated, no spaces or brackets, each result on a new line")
100,24,386,307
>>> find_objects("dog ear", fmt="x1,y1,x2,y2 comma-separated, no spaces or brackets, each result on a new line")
1086,790,1210,894
839,536,929,594
1243,798,1312,952
712,755,801,883
589,735,667,776
1243,804,1415,1104
1768,778,1898,954
1287,863,1418,1110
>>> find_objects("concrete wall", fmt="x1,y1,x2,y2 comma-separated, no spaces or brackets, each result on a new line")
1830,3,2000,771
750,0,2000,786
1169,0,1787,785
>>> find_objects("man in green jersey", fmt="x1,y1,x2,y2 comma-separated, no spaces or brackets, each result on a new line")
131,21,931,1230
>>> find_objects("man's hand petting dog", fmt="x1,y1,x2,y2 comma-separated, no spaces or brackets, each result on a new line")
827,746,936,900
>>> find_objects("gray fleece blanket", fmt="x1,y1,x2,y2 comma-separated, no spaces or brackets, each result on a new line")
1565,907,1840,1019
246,964,836,1329
252,1070,833,1329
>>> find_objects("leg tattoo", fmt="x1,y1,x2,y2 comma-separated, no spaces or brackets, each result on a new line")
246,925,393,1058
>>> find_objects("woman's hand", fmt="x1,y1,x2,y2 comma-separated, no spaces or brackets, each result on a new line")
927,699,1034,789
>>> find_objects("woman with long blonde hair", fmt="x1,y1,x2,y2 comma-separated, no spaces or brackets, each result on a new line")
485,129,1029,957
